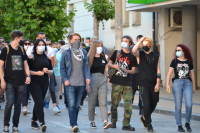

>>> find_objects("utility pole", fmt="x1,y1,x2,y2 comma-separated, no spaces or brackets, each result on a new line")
115,0,123,50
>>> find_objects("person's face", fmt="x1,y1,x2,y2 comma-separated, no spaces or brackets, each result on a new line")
36,41,45,50
0,39,4,43
136,38,140,42
122,38,130,45
176,47,184,55
91,39,97,43
16,36,23,44
30,43,34,46
143,40,151,47
58,44,62,49
4,43,8,46
86,39,90,44
36,34,46,40
52,44,57,48
24,41,30,46
46,41,51,47
70,35,80,44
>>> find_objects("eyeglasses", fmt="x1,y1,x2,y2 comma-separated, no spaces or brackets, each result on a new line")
24,43,30,45
176,50,182,52
123,36,129,39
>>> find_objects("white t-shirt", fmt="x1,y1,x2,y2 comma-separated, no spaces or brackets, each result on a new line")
26,46,55,58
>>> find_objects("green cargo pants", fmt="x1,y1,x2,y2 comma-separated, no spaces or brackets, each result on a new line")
111,83,133,127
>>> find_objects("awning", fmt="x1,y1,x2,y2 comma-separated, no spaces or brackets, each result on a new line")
126,0,200,12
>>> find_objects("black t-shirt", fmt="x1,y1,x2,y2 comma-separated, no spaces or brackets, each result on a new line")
28,53,52,83
138,51,159,88
170,59,194,81
91,55,107,74
110,49,137,86
0,45,28,85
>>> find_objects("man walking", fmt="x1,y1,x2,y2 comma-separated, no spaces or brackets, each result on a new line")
60,33,90,132
132,36,160,132
109,35,137,131
0,30,30,133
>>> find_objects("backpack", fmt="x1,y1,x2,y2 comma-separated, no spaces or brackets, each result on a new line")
4,45,25,68
107,50,121,79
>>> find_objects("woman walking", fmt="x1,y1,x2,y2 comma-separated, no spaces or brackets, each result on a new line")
87,40,112,129
166,44,196,132
28,39,53,132
21,39,31,115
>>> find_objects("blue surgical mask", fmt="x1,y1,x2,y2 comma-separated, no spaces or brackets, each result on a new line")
176,51,183,57
121,42,128,48
53,48,58,53
85,43,89,47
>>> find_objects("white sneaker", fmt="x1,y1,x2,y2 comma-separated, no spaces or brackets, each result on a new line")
70,126,80,132
53,107,59,114
73,126,79,132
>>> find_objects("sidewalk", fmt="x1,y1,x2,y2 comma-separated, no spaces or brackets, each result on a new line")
104,85,200,121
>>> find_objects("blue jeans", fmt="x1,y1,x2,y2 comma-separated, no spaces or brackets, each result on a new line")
172,79,193,126
64,85,85,127
4,83,24,127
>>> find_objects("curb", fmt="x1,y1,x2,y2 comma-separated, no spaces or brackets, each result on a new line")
85,98,200,121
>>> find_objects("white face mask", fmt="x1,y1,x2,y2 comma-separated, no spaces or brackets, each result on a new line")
37,46,45,53
121,42,129,48
85,43,89,47
24,46,28,50
96,47,103,55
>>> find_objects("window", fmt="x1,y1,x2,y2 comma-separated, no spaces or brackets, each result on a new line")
68,4,74,34
132,11,141,26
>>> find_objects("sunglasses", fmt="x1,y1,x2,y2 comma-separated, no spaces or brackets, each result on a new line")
176,50,182,52
46,43,51,46
123,36,129,39
24,43,30,45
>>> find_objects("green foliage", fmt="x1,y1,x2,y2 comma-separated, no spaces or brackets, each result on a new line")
84,0,115,29
0,0,76,42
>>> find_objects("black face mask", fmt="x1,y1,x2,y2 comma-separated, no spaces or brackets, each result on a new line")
19,40,24,46
142,46,150,52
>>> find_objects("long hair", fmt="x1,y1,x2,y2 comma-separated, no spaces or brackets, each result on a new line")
88,40,105,69
32,39,47,54
174,44,193,63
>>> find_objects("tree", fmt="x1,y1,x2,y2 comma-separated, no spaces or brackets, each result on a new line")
0,0,76,42
84,0,115,38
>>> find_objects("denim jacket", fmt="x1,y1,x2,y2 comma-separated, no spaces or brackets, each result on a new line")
60,48,90,84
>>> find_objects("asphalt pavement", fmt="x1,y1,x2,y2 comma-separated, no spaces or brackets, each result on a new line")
0,97,200,133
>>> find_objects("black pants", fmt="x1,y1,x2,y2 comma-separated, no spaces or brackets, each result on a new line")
49,73,57,103
30,78,49,124
139,86,159,124
63,84,68,106
4,84,24,127
80,89,87,105
132,73,143,110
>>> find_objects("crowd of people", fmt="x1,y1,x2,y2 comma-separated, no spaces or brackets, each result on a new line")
0,30,196,133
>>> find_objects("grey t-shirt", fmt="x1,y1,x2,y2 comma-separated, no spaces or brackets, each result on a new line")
69,53,85,86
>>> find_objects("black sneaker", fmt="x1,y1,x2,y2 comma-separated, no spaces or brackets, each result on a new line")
31,121,40,129
3,126,9,133
12,126,19,133
185,123,192,132
178,125,185,132
90,122,97,129
103,122,113,129
41,124,47,132
147,123,153,132
140,116,147,128
111,123,116,128
122,125,135,131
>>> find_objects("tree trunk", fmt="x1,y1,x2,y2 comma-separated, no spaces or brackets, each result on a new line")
93,14,99,39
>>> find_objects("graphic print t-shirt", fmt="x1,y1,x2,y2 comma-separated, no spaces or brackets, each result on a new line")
170,59,194,81
0,45,28,85
110,49,137,86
